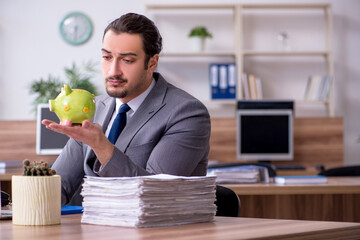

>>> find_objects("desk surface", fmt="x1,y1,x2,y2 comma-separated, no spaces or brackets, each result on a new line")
1,214,360,240
0,167,23,181
225,177,360,195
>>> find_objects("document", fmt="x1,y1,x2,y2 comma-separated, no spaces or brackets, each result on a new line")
274,175,328,184
80,174,217,228
207,165,270,183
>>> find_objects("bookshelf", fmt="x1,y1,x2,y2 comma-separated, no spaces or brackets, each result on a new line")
146,3,334,116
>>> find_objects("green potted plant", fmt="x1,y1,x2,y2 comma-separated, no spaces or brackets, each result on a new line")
29,60,99,113
12,160,61,225
188,26,213,52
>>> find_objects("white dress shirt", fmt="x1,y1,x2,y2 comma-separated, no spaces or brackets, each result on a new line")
105,78,156,137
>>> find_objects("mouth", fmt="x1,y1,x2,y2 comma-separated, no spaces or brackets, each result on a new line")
106,78,127,87
108,80,125,87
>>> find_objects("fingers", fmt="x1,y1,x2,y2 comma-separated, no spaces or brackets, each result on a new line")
41,119,56,126
82,120,91,129
42,119,103,147
62,120,73,126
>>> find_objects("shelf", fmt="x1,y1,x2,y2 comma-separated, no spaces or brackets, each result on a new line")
146,4,235,10
242,4,330,10
296,99,329,104
203,99,236,105
147,3,334,117
243,51,330,57
161,52,235,57
147,4,330,10
159,52,236,63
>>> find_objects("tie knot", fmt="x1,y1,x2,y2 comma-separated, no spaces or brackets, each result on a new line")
118,104,131,114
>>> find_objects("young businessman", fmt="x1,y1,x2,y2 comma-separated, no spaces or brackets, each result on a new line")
42,13,211,205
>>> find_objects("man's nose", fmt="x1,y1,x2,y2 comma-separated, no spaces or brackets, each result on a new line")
108,60,123,76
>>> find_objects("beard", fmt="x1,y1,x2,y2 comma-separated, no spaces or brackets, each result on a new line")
105,76,128,98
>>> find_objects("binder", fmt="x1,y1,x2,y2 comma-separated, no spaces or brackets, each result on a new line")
209,64,219,98
209,63,237,99
219,65,228,96
228,63,236,99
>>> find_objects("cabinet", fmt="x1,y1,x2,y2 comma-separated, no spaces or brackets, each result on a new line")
146,4,334,117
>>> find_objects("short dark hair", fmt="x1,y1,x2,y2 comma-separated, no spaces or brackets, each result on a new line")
103,13,162,68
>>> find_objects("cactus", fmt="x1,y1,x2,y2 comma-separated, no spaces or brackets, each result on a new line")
23,159,57,176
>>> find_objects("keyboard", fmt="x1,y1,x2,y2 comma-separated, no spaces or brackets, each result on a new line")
275,164,306,170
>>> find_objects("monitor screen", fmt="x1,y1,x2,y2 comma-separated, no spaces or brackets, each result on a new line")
36,104,69,155
237,109,293,161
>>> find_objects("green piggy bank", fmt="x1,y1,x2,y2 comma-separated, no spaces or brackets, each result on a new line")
49,84,96,126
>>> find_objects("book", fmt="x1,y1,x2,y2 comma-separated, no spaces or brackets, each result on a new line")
61,205,83,215
304,75,332,101
248,74,257,99
320,76,332,100
242,72,250,99
274,175,328,184
255,77,263,100
307,75,321,100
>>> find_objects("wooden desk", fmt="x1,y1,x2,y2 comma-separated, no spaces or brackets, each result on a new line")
225,177,360,222
2,169,360,222
0,167,23,195
1,214,360,240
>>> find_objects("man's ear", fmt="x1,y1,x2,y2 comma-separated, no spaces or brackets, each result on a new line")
148,54,159,72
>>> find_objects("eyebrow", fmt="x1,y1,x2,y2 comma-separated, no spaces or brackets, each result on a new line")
101,48,137,56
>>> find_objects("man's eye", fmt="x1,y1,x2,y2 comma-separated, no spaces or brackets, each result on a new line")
102,56,111,61
123,59,134,63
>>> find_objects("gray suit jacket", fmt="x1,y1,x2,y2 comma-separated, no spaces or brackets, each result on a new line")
52,73,211,205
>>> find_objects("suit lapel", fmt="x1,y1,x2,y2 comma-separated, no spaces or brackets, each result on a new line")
116,73,167,152
95,96,116,131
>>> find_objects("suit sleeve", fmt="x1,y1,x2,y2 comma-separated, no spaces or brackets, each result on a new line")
52,138,86,206
95,99,211,177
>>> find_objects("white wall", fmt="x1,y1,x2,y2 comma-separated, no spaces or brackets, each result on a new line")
1,0,359,166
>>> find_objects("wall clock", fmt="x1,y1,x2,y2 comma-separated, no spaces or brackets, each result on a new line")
59,12,93,46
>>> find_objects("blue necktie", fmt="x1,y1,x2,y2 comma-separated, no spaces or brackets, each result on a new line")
108,104,131,144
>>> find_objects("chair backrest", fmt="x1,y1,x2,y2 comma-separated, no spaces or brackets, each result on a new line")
215,185,241,217
319,165,360,176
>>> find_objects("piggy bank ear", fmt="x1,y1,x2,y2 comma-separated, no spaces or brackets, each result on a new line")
49,100,55,112
63,84,73,96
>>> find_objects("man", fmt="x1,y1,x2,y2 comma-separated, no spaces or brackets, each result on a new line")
42,13,211,205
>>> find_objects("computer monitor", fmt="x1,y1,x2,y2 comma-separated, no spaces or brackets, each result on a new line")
236,101,294,161
36,104,69,155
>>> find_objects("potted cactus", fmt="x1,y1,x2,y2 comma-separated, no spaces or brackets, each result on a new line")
188,26,213,52
12,160,61,225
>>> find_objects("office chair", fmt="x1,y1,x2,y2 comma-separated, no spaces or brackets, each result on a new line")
319,165,360,176
215,185,241,217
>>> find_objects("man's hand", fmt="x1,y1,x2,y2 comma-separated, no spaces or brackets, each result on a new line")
42,119,114,166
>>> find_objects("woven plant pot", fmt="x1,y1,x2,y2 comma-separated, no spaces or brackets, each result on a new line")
12,175,61,225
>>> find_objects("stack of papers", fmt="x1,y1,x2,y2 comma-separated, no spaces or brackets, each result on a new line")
207,165,270,184
80,174,217,228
